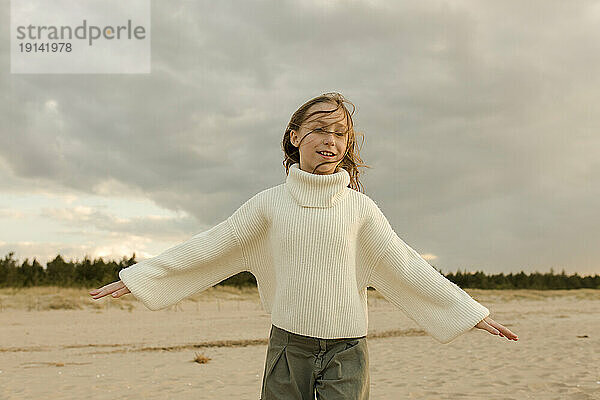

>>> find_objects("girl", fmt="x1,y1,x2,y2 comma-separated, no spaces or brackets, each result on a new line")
90,92,518,400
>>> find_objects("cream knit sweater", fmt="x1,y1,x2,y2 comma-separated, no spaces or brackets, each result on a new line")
119,163,489,344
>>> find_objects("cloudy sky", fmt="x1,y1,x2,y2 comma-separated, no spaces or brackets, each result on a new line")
1,0,598,276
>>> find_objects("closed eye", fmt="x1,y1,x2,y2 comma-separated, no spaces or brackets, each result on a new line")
313,128,347,136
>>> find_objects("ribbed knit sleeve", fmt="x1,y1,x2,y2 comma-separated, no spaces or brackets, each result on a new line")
118,194,267,311
366,204,490,344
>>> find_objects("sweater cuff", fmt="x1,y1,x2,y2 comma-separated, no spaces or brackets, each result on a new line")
119,264,163,311
435,297,490,344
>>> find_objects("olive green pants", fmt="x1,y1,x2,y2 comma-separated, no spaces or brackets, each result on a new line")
260,324,369,400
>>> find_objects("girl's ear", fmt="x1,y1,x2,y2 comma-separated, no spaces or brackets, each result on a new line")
290,130,297,147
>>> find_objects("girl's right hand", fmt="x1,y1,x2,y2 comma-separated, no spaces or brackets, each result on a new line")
89,280,131,300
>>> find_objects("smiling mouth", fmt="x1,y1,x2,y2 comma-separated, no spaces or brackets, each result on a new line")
317,151,335,157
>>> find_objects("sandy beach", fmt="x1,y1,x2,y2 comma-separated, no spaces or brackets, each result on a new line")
0,286,598,399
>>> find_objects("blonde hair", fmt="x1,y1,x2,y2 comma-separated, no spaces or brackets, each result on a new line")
281,92,370,193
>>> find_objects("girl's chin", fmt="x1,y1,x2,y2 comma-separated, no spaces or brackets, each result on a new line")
306,163,337,174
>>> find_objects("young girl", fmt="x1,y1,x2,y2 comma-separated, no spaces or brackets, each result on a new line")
90,92,518,399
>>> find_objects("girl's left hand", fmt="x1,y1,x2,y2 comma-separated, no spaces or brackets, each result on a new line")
475,316,518,341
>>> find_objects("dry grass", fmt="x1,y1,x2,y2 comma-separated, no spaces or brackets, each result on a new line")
187,285,260,301
0,286,137,311
20,361,92,368
0,286,597,312
193,352,211,364
0,285,261,311
0,328,428,355
464,288,600,302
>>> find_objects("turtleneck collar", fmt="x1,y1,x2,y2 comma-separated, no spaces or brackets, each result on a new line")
285,163,351,208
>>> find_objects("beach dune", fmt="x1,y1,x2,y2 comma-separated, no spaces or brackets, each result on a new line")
0,287,598,399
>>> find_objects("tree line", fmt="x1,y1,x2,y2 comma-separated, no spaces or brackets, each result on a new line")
0,251,597,290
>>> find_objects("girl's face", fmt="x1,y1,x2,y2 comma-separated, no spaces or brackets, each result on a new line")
290,102,349,175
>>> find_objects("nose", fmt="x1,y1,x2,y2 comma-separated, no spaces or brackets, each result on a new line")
323,132,336,145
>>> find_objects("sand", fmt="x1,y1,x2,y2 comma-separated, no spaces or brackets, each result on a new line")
0,287,599,399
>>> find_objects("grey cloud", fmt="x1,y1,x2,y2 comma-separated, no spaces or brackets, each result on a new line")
39,205,202,241
0,1,598,274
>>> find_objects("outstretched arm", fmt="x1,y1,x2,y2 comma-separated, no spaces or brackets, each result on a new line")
114,218,246,311
90,193,266,311
362,200,501,344
368,233,491,344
